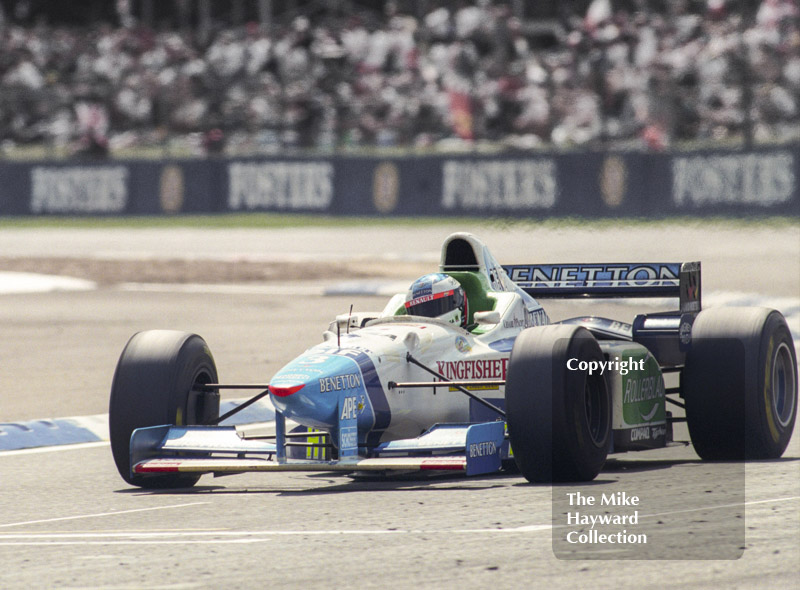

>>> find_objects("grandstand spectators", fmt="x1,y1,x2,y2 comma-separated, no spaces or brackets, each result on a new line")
0,0,797,156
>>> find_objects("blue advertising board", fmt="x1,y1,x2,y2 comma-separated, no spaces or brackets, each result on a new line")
0,146,797,217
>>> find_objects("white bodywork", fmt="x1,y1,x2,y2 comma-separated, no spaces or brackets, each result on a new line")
269,233,549,444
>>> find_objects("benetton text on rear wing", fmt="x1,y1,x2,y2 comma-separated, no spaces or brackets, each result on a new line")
502,262,701,313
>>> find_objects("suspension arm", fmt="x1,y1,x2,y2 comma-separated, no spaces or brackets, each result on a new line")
403,353,506,418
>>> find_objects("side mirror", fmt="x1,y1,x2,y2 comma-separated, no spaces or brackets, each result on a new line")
336,313,361,332
474,310,501,325
326,312,378,336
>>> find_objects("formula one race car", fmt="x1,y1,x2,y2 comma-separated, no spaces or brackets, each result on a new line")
109,233,798,487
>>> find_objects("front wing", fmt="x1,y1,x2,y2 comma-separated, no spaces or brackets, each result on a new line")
130,420,507,480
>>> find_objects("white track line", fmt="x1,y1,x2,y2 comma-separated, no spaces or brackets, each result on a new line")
0,502,210,529
642,495,800,520
0,497,795,545
0,271,96,294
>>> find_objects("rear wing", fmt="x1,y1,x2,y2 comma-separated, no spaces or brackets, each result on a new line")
502,262,701,313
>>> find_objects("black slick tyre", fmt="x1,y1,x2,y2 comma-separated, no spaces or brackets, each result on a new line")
505,325,612,482
109,330,219,488
684,307,797,460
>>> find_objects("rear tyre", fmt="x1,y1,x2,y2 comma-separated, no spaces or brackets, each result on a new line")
505,325,611,482
684,307,797,460
109,330,219,488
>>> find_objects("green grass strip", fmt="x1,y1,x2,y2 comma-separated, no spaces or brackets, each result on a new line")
0,213,796,230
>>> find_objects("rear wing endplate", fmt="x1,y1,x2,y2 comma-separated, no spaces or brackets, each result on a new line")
502,262,701,313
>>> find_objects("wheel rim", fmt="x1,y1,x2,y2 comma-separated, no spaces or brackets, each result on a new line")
182,368,215,426
584,374,609,448
772,342,796,429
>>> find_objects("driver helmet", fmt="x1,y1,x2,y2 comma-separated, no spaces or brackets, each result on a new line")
404,273,468,328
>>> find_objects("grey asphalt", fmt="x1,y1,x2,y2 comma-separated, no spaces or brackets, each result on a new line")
0,224,798,589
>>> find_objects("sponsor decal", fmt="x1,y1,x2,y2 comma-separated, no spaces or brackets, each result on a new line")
618,423,668,446
436,358,508,380
30,166,128,214
622,370,666,425
682,300,700,314
481,251,510,292
640,403,659,421
339,426,358,450
683,272,699,300
277,372,322,381
531,308,548,325
468,440,497,458
623,375,662,404
339,393,366,419
340,396,359,421
503,318,526,329
319,373,362,393
464,421,505,475
442,159,557,210
228,162,333,211
372,161,400,213
455,336,472,354
159,165,184,213
451,384,499,392
408,274,444,299
502,308,548,330
672,152,795,207
505,423,513,458
409,291,432,303
407,290,451,308
680,262,701,313
573,318,632,337
505,263,680,289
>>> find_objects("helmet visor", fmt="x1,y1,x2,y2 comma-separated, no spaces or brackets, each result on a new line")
405,289,464,318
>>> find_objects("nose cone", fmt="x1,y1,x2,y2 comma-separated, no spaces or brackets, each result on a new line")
269,352,369,430
268,383,305,397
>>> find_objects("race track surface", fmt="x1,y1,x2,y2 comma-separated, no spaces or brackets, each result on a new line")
1,223,798,589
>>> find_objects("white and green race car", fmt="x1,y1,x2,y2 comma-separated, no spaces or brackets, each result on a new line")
109,233,797,487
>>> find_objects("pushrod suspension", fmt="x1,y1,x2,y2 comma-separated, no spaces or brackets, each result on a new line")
199,384,271,425
390,380,505,389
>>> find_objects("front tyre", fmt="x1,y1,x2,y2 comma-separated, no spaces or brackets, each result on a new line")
109,330,219,488
505,325,611,482
684,307,797,460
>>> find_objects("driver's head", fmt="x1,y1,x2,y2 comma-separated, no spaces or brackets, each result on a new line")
404,273,467,328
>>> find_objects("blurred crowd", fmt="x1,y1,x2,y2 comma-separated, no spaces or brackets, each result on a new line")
1,0,798,157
